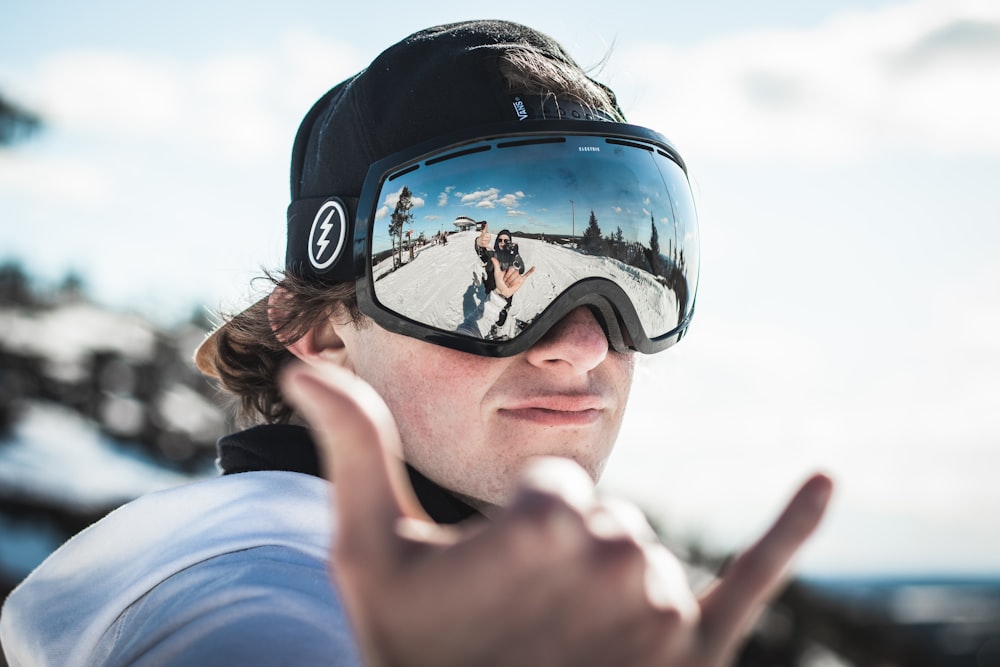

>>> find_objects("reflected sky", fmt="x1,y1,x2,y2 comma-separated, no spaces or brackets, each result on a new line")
367,135,699,285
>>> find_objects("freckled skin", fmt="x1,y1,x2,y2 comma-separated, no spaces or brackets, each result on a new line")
334,307,634,511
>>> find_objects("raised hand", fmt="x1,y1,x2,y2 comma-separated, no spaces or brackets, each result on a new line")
280,363,832,667
477,223,492,249
490,257,535,298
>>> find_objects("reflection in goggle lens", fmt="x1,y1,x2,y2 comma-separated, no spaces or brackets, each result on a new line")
366,132,699,352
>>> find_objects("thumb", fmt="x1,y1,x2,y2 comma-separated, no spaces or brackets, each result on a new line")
279,363,428,559
491,257,506,281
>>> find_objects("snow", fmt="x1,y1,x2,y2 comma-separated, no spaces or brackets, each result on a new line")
373,231,679,337
0,401,204,511
0,302,156,382
154,382,227,442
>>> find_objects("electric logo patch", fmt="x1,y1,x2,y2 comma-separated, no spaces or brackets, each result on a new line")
308,199,347,270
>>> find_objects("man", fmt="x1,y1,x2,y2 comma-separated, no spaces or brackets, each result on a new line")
1,20,831,666
476,224,527,281
469,223,533,339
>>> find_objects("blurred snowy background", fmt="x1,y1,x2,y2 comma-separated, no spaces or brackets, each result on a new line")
2,1,1000,665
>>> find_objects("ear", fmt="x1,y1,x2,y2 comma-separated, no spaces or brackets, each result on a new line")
269,287,352,369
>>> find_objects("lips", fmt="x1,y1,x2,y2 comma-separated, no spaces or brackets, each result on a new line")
499,395,606,426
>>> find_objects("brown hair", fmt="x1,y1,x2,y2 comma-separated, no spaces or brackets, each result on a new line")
208,272,362,426
499,48,625,123
209,49,621,425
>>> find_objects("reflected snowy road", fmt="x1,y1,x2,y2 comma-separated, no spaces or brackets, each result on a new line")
374,231,679,337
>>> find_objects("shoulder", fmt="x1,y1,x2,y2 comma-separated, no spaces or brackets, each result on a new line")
1,472,352,667
96,544,360,666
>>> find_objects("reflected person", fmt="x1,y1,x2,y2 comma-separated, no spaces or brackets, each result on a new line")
476,223,526,289
462,223,535,338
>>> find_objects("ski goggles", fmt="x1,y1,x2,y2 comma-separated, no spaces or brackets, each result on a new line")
285,120,700,357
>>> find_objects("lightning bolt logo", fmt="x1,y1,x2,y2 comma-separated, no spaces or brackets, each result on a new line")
308,199,347,271
316,208,335,259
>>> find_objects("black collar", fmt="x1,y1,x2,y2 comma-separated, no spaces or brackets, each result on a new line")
217,424,481,525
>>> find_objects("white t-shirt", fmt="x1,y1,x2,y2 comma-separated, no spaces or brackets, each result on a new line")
0,471,362,667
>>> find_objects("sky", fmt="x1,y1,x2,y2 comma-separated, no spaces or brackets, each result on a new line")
365,135,697,255
1,0,999,576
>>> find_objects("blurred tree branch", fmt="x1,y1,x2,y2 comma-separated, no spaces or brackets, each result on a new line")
0,92,42,146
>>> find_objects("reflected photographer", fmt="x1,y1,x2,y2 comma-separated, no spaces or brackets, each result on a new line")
461,223,535,339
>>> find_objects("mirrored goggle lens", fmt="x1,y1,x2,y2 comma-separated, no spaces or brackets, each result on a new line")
365,132,699,350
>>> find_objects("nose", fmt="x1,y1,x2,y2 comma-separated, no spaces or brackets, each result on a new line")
524,307,609,373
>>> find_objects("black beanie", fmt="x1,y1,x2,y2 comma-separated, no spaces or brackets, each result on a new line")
290,20,620,201
196,20,624,379
283,20,623,282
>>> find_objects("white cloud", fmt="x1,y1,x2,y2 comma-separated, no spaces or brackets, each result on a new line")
185,31,364,161
275,28,365,107
618,0,1000,161
190,53,286,160
460,187,501,205
7,29,364,164
497,192,524,208
33,51,184,136
383,185,424,210
0,152,111,204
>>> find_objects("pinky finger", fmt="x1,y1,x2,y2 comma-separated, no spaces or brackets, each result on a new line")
697,473,833,657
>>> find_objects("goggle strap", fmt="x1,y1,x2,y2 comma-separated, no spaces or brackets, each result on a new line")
510,95,617,123
286,195,359,283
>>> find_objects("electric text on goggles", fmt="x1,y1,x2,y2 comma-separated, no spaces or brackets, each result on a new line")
286,120,700,357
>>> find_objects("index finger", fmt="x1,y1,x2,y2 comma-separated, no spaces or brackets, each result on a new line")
279,363,429,558
698,473,833,653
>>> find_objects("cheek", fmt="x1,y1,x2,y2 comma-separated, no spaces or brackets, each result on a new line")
616,352,636,404
351,336,496,446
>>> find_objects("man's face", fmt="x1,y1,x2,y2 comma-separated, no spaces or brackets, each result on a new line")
333,307,634,512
